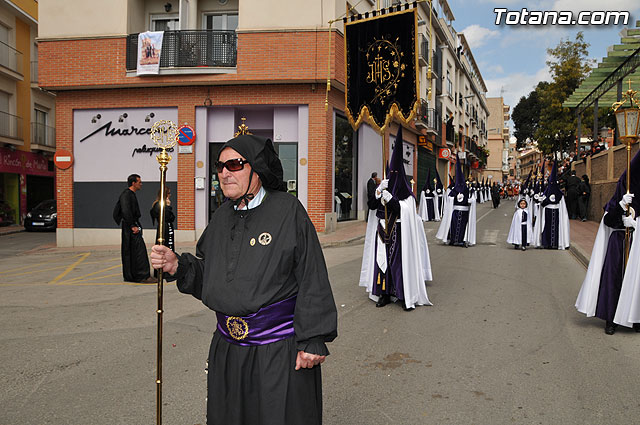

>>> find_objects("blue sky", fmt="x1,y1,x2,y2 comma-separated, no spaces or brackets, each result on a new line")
448,0,640,114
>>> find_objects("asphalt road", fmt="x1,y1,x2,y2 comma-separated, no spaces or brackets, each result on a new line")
1,201,639,424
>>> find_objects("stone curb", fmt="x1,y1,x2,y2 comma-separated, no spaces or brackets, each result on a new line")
569,244,590,269
320,234,365,249
0,227,25,237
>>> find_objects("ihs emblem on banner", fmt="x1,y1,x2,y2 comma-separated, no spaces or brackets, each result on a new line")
365,37,406,107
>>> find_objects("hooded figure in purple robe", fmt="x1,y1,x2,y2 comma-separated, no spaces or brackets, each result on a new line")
418,168,440,221
436,153,477,246
359,126,432,311
576,148,640,335
536,160,570,249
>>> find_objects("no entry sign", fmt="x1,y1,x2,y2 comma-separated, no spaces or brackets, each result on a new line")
177,125,196,146
54,149,74,169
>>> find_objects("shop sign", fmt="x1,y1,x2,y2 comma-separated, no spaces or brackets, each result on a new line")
418,136,433,152
0,147,53,176
438,148,451,160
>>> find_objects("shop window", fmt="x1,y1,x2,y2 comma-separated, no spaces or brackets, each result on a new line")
334,115,358,221
274,142,298,197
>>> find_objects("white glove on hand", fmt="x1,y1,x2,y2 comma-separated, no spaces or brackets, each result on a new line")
381,190,393,204
623,214,637,229
620,193,635,210
380,179,389,190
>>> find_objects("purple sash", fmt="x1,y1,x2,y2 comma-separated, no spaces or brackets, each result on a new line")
216,296,296,346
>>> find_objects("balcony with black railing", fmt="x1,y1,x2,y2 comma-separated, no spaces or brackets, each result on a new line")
0,111,23,142
0,40,23,78
126,30,237,71
415,100,440,134
31,122,56,150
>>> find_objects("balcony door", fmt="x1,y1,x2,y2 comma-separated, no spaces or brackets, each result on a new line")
203,13,238,65
151,14,179,31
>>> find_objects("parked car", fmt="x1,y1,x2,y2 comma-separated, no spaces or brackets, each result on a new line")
0,200,14,226
24,199,57,231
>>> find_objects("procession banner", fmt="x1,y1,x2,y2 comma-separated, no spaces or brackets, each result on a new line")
345,8,419,133
137,31,164,76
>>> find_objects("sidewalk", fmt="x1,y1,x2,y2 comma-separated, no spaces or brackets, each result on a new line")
569,219,599,268
0,224,24,236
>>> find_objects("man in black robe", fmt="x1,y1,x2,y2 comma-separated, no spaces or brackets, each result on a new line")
150,135,337,425
566,170,582,219
118,174,154,283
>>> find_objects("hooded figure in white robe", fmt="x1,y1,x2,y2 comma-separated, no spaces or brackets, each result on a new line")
507,198,533,250
358,126,432,310
418,168,440,222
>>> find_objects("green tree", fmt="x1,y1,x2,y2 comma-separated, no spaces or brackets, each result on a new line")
535,32,593,155
512,81,549,150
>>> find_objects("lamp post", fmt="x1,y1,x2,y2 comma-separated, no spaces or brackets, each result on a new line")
612,79,640,268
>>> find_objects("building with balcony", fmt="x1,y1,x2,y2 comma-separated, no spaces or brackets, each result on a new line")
0,0,55,226
412,0,489,191
40,0,453,246
485,97,510,182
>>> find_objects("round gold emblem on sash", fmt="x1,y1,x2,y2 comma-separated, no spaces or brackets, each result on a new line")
258,232,272,246
250,238,256,246
226,316,249,340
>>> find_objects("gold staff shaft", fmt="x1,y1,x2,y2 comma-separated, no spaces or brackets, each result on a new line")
150,120,177,425
382,131,389,236
625,142,632,269
156,153,168,425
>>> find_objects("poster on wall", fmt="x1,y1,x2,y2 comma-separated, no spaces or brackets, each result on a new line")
136,31,164,76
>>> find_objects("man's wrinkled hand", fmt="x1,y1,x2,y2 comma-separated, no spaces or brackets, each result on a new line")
295,351,326,370
150,244,179,275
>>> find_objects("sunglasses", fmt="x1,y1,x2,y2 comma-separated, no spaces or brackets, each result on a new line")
215,158,248,173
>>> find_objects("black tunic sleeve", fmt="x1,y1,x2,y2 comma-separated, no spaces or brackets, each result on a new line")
170,225,208,300
292,203,338,355
604,203,625,229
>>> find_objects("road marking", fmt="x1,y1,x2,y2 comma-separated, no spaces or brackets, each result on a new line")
0,255,80,275
49,253,91,284
477,208,494,223
59,264,121,284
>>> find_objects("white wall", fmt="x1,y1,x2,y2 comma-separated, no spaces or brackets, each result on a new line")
39,0,129,38
357,123,382,213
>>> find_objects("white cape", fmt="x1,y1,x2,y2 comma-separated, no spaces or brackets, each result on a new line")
614,217,640,327
358,199,432,308
435,193,477,245
507,208,533,245
358,209,379,291
418,192,440,222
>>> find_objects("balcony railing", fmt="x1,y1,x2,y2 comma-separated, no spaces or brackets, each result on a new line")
0,40,23,75
415,101,440,133
0,111,23,140
419,34,428,67
31,61,37,83
31,122,55,148
126,30,237,70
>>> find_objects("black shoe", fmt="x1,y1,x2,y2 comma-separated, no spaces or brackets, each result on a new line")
605,321,617,335
521,246,526,251
402,301,415,312
376,295,391,308
582,218,587,222
633,323,640,332
514,244,519,250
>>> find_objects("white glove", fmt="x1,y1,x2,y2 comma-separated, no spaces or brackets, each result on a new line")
620,193,634,210
623,215,637,229
540,195,547,201
381,190,393,204
379,179,389,190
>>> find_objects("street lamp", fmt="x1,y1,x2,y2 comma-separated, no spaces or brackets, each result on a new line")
612,79,640,267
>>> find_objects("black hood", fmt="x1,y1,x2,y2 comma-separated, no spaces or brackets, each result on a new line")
218,135,286,192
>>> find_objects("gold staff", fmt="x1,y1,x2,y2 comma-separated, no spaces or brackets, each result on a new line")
612,79,640,268
150,120,178,425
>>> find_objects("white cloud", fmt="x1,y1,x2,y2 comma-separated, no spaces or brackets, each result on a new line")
460,24,501,49
484,66,551,113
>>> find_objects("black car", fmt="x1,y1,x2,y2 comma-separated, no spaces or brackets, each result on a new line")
24,199,57,231
0,200,14,226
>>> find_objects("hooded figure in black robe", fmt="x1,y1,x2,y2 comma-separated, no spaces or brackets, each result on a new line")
150,135,337,425
118,174,152,283
434,168,445,216
536,161,570,249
